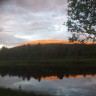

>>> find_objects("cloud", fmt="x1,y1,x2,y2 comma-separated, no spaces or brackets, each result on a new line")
16,0,67,12
0,0,67,13
0,0,68,47
0,0,9,5
0,33,26,46
0,27,3,32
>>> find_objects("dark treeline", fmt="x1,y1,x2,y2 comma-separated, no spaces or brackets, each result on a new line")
0,44,96,60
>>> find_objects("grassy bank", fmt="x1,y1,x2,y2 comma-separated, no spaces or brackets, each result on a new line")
0,58,96,67
0,88,49,96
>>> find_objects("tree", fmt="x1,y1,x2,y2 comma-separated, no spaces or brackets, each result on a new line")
1,46,7,51
67,0,96,43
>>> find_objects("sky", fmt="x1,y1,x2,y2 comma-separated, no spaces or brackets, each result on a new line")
0,0,70,48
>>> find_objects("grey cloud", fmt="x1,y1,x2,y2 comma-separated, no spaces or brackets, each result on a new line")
0,0,9,4
0,0,68,47
16,0,66,11
0,0,67,12
0,33,26,46
0,27,3,32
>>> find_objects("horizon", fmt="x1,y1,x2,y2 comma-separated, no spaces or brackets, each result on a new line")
0,39,95,48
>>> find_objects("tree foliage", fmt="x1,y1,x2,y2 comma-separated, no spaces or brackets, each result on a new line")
67,0,96,42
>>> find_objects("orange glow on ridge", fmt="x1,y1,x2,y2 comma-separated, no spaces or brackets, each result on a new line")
19,40,96,46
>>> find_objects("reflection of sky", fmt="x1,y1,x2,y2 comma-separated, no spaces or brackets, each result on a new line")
0,75,96,96
0,0,70,48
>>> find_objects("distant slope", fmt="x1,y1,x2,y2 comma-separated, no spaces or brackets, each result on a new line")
0,41,96,65
20,40,72,46
19,40,94,47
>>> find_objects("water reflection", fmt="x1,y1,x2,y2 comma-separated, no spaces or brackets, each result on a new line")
0,65,96,81
0,65,96,95
0,74,96,96
41,74,95,80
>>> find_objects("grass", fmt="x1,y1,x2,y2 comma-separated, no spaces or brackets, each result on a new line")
0,87,49,96
0,58,96,67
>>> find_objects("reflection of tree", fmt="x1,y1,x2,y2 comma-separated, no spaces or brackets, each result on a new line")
0,66,95,81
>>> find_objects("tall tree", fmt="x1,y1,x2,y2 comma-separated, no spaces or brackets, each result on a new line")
67,0,96,43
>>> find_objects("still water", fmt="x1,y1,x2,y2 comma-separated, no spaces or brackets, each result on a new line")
0,74,96,96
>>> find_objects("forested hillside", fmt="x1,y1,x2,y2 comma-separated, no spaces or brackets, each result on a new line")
0,44,96,61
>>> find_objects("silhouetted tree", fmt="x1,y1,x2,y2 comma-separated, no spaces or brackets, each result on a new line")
67,0,96,42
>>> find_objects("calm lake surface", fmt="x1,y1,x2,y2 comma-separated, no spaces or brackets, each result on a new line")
0,65,96,96
0,74,96,96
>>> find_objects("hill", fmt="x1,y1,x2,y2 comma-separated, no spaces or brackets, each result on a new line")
19,39,95,47
20,40,71,46
0,41,96,66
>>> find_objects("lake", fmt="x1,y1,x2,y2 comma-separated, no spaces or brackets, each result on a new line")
0,65,96,96
0,74,96,96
